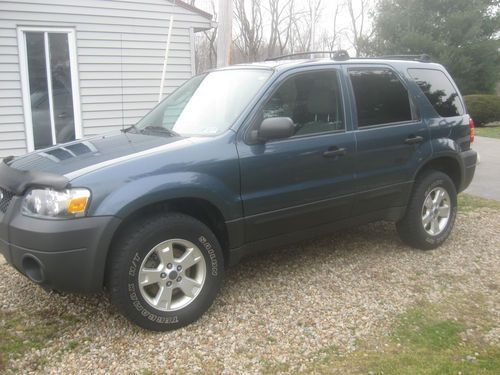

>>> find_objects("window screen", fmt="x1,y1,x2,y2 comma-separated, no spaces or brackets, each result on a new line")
262,70,344,136
408,68,464,117
349,68,413,127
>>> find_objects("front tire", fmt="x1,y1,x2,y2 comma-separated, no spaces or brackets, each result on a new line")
107,213,224,331
397,170,457,250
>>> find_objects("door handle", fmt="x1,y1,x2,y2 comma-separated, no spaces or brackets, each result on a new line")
323,147,347,158
57,112,67,119
404,135,424,145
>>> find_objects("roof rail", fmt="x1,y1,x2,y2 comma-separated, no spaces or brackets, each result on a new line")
374,54,433,62
265,50,350,62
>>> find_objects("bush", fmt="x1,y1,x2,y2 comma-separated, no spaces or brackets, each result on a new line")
463,95,500,126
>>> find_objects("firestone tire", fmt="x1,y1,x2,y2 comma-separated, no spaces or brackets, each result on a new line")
397,169,457,250
107,213,224,331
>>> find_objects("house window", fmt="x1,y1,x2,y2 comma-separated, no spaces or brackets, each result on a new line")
18,28,81,151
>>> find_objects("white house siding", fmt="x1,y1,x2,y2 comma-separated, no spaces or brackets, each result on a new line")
0,0,212,157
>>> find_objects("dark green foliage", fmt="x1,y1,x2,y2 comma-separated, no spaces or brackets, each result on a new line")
371,0,500,94
464,94,500,125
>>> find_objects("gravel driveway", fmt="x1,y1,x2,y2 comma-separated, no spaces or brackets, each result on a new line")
1,207,499,374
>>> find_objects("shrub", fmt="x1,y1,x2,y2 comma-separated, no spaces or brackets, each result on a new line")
463,95,500,126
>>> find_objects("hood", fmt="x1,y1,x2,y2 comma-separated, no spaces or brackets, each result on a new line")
8,131,185,177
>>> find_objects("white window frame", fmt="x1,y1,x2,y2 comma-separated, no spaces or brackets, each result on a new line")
17,26,82,152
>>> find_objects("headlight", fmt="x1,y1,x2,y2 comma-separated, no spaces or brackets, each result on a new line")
22,188,91,219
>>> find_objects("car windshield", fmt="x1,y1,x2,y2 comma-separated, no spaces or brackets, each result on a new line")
133,69,272,137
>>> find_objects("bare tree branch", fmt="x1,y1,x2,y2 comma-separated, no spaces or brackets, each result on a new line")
345,0,373,57
233,0,264,62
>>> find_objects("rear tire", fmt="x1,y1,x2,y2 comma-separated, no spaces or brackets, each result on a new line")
397,170,457,250
107,213,224,331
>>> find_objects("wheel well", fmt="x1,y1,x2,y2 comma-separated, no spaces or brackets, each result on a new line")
105,198,229,286
417,157,461,191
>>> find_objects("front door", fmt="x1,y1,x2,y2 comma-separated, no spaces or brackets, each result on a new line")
237,68,356,243
19,28,81,151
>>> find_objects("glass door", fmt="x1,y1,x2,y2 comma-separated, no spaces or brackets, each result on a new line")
20,29,80,150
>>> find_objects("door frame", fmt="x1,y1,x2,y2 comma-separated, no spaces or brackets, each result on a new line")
17,26,82,152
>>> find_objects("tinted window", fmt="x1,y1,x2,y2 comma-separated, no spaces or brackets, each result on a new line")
262,70,344,136
349,68,413,127
408,68,464,117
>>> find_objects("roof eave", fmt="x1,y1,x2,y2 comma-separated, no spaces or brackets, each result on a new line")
172,0,213,20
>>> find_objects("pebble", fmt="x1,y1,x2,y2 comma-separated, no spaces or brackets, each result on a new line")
1,211,499,374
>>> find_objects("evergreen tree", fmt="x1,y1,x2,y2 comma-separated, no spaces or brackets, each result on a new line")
371,0,500,94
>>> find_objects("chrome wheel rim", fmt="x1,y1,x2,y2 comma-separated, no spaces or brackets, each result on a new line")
421,187,451,236
138,239,206,312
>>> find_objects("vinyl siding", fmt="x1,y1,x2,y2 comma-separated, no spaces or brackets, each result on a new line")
0,0,212,157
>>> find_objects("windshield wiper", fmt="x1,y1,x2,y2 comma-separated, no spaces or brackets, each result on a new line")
121,124,138,133
140,125,179,137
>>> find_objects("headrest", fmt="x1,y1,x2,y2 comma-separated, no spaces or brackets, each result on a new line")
277,79,297,104
307,86,336,115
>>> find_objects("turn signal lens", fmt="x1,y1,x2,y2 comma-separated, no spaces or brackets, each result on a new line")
68,196,90,214
469,117,475,143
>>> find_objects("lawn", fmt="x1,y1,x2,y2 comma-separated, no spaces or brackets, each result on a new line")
458,193,500,212
475,123,500,139
299,295,500,375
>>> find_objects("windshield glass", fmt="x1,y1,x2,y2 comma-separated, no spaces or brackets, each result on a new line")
134,69,272,136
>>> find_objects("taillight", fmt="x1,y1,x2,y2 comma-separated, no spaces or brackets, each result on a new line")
469,117,475,143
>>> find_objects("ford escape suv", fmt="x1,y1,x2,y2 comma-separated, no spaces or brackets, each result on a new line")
0,52,477,331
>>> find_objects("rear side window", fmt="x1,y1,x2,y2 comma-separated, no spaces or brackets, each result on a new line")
408,68,464,117
349,68,414,127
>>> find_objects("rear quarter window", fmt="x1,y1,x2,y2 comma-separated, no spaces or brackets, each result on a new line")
408,68,464,117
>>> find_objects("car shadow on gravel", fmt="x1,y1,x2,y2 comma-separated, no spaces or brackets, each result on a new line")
226,221,404,278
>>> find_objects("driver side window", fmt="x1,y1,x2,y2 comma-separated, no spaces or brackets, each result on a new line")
262,70,344,136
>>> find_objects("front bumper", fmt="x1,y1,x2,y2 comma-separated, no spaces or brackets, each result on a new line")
0,196,121,293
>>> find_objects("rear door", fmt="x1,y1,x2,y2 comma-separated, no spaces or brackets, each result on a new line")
236,67,356,243
345,65,431,215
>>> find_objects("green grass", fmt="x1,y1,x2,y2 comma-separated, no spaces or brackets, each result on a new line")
458,193,500,212
288,295,500,375
355,302,500,375
394,309,465,350
475,124,500,139
0,309,81,372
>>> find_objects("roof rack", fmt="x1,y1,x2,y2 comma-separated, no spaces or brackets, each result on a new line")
374,54,433,62
264,51,433,63
265,50,350,62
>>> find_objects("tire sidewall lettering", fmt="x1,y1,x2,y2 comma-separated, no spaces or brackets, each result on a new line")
127,282,179,324
128,253,141,277
198,236,219,276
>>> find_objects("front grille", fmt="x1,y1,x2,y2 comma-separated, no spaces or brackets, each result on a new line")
0,187,14,213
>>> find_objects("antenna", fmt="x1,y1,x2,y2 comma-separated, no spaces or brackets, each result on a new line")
120,33,124,131
159,0,176,102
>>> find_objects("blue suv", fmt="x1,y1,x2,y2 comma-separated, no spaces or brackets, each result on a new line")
0,53,477,330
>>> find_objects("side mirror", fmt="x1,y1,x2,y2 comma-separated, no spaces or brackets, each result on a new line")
257,117,294,142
